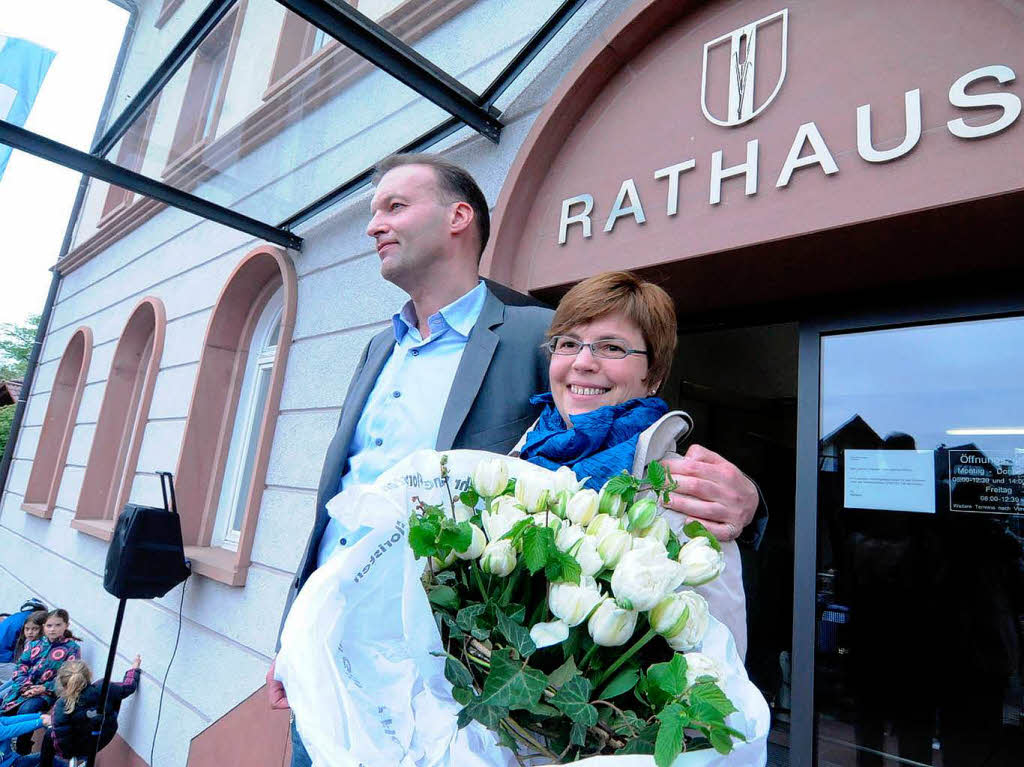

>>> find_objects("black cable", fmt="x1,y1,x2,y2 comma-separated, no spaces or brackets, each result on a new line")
150,579,187,765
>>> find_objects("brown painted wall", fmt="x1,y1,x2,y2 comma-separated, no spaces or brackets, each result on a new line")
187,685,291,767
485,0,1024,308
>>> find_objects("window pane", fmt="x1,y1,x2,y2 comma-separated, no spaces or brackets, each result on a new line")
815,316,1024,765
230,364,272,535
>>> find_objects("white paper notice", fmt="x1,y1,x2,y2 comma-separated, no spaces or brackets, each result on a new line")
844,449,936,513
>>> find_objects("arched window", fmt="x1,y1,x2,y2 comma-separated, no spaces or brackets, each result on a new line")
22,327,93,519
175,245,296,586
73,298,165,540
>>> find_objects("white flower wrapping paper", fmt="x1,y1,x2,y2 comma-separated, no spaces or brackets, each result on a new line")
276,449,770,767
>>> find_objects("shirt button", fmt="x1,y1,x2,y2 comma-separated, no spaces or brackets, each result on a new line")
392,391,401,398
375,438,383,446
410,349,419,356
339,538,347,546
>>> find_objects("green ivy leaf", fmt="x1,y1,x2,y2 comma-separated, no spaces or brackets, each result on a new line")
496,609,537,658
611,709,645,736
547,657,578,689
478,648,548,711
441,613,465,640
617,722,658,754
550,675,598,727
457,698,508,730
599,668,639,699
452,686,474,705
428,586,460,610
647,654,689,700
504,602,526,623
456,604,487,637
445,655,475,688
521,524,555,574
570,721,588,747
525,700,560,717
435,569,456,585
460,488,480,508
682,520,723,553
654,703,688,767
688,682,737,724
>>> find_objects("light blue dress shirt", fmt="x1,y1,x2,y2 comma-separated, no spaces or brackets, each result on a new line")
317,280,488,567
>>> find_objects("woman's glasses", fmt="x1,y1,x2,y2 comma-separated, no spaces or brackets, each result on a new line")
544,335,649,359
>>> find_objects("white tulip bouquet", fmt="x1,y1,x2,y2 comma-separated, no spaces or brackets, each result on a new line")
407,455,742,766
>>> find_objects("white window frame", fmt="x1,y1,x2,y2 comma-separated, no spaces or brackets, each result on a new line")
213,287,283,551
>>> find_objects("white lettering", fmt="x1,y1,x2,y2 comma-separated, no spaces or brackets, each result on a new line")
948,65,1021,139
558,194,594,245
710,140,758,205
776,122,838,187
654,160,696,216
603,178,647,232
857,88,922,163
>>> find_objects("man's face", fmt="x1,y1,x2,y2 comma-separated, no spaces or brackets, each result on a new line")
366,164,452,290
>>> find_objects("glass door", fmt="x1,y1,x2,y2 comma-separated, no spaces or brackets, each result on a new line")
802,315,1024,766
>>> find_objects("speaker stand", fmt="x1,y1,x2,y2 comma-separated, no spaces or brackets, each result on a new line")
86,597,127,767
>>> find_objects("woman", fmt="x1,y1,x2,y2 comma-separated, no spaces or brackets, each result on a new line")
512,270,747,657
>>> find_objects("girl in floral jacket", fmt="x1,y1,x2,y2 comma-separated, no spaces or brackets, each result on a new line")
0,609,81,755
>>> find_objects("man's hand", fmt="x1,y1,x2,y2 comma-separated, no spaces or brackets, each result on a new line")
661,445,758,541
266,658,290,711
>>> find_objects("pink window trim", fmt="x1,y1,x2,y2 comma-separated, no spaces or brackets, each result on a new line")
72,297,166,541
21,327,93,519
174,245,297,587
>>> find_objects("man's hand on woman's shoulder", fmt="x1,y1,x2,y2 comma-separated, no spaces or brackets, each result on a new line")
661,445,758,542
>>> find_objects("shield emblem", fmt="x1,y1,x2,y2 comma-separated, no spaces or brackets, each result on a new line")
701,8,789,127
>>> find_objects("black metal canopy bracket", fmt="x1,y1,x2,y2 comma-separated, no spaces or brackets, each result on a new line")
0,120,303,251
92,0,240,158
276,0,503,143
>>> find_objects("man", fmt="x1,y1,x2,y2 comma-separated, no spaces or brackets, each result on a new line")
269,154,761,765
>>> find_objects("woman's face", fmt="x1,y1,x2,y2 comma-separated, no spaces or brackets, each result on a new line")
549,312,653,426
23,623,41,641
43,616,67,642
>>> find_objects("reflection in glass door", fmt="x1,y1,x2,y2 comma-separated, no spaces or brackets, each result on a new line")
814,317,1024,766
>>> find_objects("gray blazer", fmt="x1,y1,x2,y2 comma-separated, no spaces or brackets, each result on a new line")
292,287,554,592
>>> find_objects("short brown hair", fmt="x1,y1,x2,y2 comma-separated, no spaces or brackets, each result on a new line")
373,153,490,261
547,271,677,391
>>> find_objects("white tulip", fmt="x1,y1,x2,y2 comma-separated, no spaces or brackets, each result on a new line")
598,487,627,518
455,524,487,560
548,576,604,626
651,591,709,652
472,458,509,497
515,473,552,513
630,535,668,557
572,536,604,576
482,500,527,542
552,465,586,495
531,511,562,532
480,540,517,576
683,652,723,688
431,549,456,571
565,489,599,526
678,536,726,586
587,598,638,647
610,548,685,611
452,501,476,523
597,530,632,569
552,489,570,519
555,523,585,553
586,513,622,544
637,516,670,546
529,620,570,649
625,498,659,532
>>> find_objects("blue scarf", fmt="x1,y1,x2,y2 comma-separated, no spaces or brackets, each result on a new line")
519,393,669,490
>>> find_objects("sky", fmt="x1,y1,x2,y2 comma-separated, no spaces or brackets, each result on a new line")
0,0,129,329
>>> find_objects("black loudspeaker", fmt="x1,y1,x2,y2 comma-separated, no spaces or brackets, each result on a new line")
103,471,190,600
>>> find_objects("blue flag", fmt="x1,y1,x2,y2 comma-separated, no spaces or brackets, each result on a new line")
0,35,56,179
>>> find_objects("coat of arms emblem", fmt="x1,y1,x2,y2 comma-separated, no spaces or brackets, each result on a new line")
701,8,789,127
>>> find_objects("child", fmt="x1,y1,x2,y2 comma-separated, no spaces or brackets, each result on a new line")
39,656,141,767
0,710,52,766
0,614,46,698
0,610,81,755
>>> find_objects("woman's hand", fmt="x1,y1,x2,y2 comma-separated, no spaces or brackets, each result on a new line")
40,714,52,727
661,445,758,541
24,685,46,698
